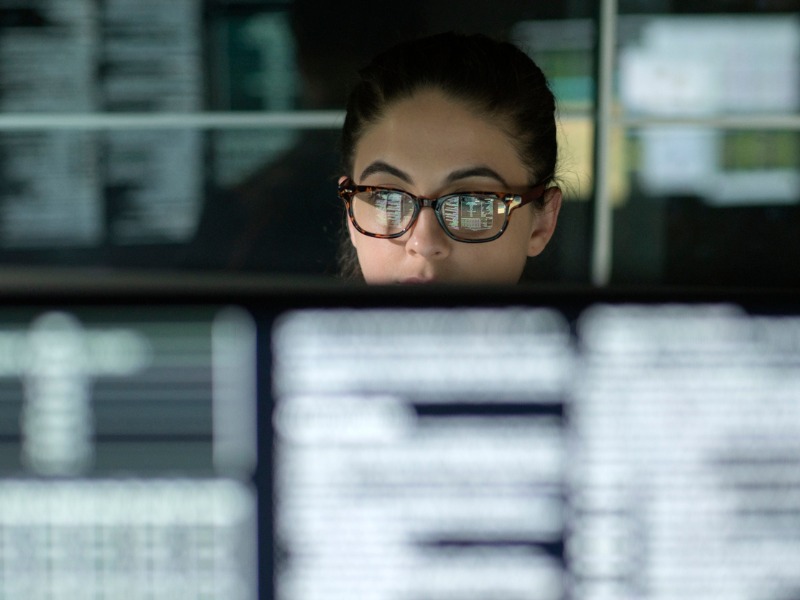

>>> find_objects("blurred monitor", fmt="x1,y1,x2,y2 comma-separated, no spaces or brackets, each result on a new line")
0,281,798,599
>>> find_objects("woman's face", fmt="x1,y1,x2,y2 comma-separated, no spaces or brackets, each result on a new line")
346,89,561,284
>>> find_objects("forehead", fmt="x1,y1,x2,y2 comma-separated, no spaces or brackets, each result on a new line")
353,89,529,186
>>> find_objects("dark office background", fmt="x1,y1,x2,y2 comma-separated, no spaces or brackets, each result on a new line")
0,0,797,287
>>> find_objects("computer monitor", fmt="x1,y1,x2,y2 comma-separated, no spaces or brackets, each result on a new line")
0,278,797,599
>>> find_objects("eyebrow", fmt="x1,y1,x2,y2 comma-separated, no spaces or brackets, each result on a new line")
359,161,412,183
444,166,509,187
359,161,510,188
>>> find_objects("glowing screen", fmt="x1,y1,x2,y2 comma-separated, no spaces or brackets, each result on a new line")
0,306,257,599
272,304,800,600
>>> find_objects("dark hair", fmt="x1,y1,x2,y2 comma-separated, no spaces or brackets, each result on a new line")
338,31,558,279
289,0,424,108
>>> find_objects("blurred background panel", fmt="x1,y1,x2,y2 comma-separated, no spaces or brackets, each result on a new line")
0,0,797,287
613,8,800,287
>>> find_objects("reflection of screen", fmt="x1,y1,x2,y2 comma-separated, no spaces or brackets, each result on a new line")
1,286,799,600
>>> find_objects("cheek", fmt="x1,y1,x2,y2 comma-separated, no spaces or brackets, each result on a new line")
351,235,400,283
469,246,528,283
463,221,533,282
504,208,538,251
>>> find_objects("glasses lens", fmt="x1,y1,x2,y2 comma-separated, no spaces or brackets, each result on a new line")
441,195,506,241
352,189,415,236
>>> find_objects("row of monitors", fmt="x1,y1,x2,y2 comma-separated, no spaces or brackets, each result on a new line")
0,281,798,599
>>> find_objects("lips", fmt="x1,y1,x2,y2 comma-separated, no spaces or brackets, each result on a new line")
399,276,435,284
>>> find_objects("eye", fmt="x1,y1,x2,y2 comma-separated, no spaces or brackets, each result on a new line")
370,189,405,203
365,190,411,226
441,195,499,232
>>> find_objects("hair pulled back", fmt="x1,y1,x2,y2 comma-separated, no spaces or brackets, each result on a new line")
340,31,558,187
337,32,559,279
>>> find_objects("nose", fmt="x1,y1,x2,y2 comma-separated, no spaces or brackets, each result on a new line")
406,207,450,259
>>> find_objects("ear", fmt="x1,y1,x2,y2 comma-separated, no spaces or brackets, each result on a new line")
527,187,562,257
339,175,359,246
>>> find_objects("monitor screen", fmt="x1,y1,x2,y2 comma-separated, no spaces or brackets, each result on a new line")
0,281,797,600
0,302,257,598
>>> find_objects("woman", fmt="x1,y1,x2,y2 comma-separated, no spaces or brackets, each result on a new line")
337,32,562,284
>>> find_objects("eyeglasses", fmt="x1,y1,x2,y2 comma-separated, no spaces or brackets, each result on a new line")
338,178,547,243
